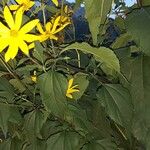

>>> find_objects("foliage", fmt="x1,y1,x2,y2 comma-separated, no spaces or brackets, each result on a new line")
0,0,150,149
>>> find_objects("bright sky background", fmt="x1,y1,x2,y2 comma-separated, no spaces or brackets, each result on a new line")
67,0,137,6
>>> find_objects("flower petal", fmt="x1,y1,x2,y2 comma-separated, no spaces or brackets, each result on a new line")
0,22,9,34
37,23,44,34
29,1,35,8
52,0,58,6
29,43,35,49
19,40,29,55
9,5,20,11
16,0,23,4
68,78,73,89
23,34,39,42
66,93,73,99
20,19,39,34
51,16,60,33
68,89,79,93
54,22,70,34
46,22,52,32
14,7,23,30
71,85,79,89
0,39,9,53
49,34,58,40
5,40,18,62
4,6,15,29
39,35,48,42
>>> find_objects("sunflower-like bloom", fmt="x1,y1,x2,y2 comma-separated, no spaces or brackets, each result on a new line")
52,0,59,6
37,15,71,42
66,78,79,99
9,0,35,11
0,6,39,62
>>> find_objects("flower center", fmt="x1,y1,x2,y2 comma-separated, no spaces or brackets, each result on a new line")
10,30,18,37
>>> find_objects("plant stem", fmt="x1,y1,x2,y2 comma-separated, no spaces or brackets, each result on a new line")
41,0,46,25
0,54,32,94
115,123,128,141
50,39,56,56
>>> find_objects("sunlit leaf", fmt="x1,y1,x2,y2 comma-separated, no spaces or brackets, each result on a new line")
62,42,120,75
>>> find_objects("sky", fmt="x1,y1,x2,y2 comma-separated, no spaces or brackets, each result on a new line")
67,0,137,6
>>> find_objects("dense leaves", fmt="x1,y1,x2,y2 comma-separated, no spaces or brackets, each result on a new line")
126,7,150,55
63,42,120,75
0,0,150,149
38,70,68,116
97,84,133,127
84,0,113,45
47,131,81,150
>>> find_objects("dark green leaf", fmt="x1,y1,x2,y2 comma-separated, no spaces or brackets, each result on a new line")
0,104,22,136
82,139,117,150
97,84,133,127
33,42,46,63
84,0,113,45
38,70,68,116
126,8,150,55
0,77,14,102
24,110,48,137
128,55,150,147
62,42,120,75
72,73,89,100
47,131,81,150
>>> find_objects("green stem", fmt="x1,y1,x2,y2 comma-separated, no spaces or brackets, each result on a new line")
0,54,32,95
41,0,46,25
115,123,128,141
50,39,56,56
75,49,81,68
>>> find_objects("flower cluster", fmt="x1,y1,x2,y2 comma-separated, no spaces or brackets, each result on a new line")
0,0,79,99
0,0,70,62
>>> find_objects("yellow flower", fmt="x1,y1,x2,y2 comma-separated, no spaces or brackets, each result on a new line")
31,70,37,83
52,0,59,6
37,15,71,42
66,78,79,99
9,0,35,11
64,5,73,16
0,6,39,62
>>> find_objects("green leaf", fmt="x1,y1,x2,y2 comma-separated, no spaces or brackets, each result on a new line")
9,79,26,93
74,0,84,11
126,8,150,55
25,138,47,150
62,42,120,75
114,17,126,32
72,73,89,100
38,70,68,116
46,131,81,150
0,139,11,150
128,55,150,147
97,84,133,127
64,104,91,134
0,77,15,102
111,33,132,49
0,104,22,136
82,139,117,150
6,138,24,150
24,110,48,137
84,0,113,45
141,0,150,6
33,42,45,63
